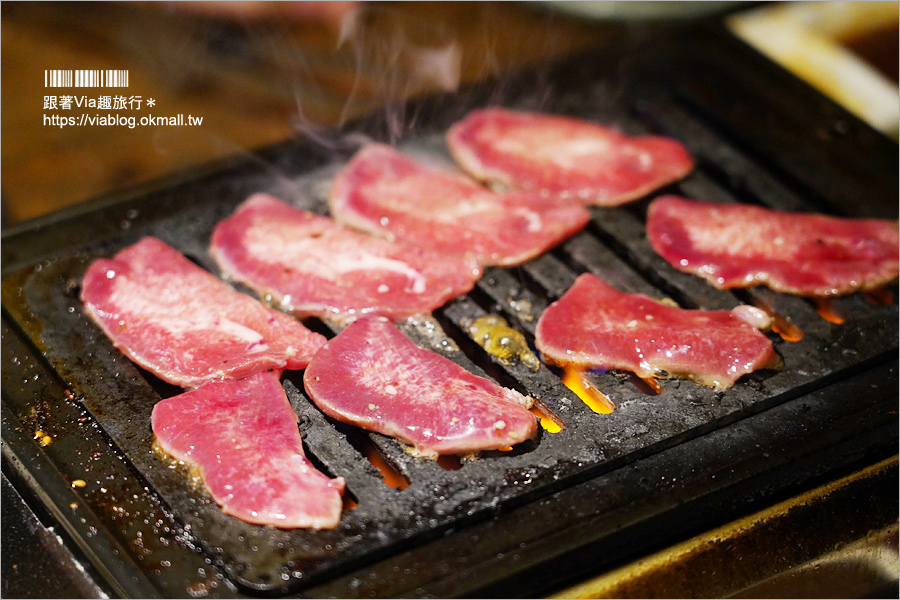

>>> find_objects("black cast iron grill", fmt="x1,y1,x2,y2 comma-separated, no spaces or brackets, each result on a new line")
2,22,897,598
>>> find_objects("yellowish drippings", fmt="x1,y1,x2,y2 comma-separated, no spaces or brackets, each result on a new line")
152,439,204,492
466,315,540,370
655,297,680,308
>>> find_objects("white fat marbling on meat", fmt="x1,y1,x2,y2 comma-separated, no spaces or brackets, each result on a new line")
330,254,427,294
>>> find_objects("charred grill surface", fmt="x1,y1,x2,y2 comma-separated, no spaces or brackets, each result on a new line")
2,22,897,598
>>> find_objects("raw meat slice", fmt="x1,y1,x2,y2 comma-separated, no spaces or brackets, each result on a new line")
303,315,537,459
535,273,778,390
80,237,326,388
647,195,900,297
329,143,591,266
151,371,345,529
210,194,482,325
447,107,693,206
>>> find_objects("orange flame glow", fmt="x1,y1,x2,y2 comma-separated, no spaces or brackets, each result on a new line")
863,288,894,305
771,314,805,341
562,368,616,414
813,298,846,325
436,455,463,470
531,407,563,433
636,374,665,395
753,298,804,342
529,398,565,433
363,443,410,490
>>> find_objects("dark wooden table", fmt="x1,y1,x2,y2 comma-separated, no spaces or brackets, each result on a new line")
1,1,607,224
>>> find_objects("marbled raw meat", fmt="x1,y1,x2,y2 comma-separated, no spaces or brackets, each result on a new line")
647,195,900,297
152,371,345,529
329,143,591,266
210,194,482,325
304,315,537,459
535,273,778,389
447,107,693,206
81,236,326,388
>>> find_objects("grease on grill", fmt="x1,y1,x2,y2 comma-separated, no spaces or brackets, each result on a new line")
464,315,540,370
152,438,205,493
33,429,53,446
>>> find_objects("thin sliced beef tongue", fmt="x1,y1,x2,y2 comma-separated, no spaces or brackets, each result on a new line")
210,194,482,325
328,143,590,266
447,107,694,207
535,273,779,390
152,371,345,529
80,236,326,388
647,195,900,297
304,315,537,459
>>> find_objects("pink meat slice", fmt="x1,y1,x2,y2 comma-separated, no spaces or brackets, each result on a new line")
304,315,537,459
329,143,590,266
647,195,900,297
80,237,326,388
152,371,345,529
210,194,482,325
447,107,694,207
535,273,778,390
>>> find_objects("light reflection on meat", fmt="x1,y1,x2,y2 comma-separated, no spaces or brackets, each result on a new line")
210,193,482,325
329,143,590,266
447,107,694,206
647,195,900,297
535,273,780,390
152,371,345,529
81,238,344,528
80,236,326,388
304,315,537,459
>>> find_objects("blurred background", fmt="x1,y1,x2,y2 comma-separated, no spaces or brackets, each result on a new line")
1,1,608,224
2,1,896,226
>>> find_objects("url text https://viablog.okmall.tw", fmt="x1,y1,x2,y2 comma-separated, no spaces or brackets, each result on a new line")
42,69,204,130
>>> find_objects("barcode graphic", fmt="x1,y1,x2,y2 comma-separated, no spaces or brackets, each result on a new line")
44,69,129,88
